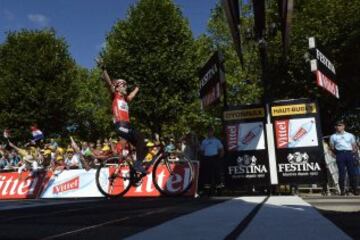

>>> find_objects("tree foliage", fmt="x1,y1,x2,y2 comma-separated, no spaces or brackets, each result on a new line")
200,0,360,135
100,0,198,136
0,30,77,140
265,0,360,134
71,68,112,140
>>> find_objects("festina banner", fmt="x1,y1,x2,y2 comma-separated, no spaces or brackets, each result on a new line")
199,51,225,109
308,37,339,99
271,99,325,184
224,105,270,186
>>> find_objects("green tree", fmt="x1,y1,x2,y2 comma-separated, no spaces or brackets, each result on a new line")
265,0,360,134
100,0,198,136
202,1,360,135
0,29,77,140
71,67,112,140
197,2,263,107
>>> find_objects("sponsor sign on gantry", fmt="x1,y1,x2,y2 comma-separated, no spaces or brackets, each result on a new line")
271,103,317,117
315,70,339,99
271,100,325,184
308,37,339,99
199,51,224,109
274,118,318,149
0,172,49,199
226,122,265,152
224,105,270,186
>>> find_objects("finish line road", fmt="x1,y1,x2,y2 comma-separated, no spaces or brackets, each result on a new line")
0,196,356,240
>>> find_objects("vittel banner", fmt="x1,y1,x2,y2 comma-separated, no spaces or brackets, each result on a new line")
224,105,270,186
41,169,103,198
41,164,199,198
0,172,51,199
271,99,325,184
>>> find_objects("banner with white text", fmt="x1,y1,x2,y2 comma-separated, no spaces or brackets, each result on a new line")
271,99,325,184
224,105,270,187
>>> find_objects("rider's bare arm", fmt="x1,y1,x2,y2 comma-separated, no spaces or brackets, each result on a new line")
8,141,21,152
97,57,115,93
69,136,81,153
127,85,139,102
102,70,115,94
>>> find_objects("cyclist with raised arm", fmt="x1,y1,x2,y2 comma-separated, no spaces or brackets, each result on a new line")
98,59,148,175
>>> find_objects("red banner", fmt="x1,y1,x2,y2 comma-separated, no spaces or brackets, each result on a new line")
0,172,51,199
275,120,290,149
106,163,199,197
316,70,339,99
226,125,238,151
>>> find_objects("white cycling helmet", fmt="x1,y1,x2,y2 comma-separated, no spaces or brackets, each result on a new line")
114,79,127,87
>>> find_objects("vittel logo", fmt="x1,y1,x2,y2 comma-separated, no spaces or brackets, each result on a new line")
0,174,40,197
226,125,238,151
275,120,289,148
53,176,79,194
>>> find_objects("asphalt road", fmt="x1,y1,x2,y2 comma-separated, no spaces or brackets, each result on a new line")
304,196,360,240
0,198,224,240
0,196,359,240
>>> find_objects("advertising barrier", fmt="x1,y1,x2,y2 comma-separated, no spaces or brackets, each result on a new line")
271,99,325,184
224,105,271,187
95,162,199,197
41,169,102,198
40,161,199,198
0,171,51,200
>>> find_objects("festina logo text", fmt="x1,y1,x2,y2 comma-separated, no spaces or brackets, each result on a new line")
228,165,268,175
278,162,321,172
200,64,218,89
316,49,336,75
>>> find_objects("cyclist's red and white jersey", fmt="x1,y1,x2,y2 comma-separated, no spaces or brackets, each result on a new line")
112,92,130,123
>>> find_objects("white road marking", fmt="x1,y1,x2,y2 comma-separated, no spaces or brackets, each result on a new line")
238,196,351,240
126,196,266,240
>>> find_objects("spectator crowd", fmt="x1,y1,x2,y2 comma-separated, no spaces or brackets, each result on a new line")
0,126,222,188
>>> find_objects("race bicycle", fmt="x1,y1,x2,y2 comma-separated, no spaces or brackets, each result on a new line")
95,144,195,198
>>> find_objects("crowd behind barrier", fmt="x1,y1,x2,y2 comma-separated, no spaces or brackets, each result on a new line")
0,130,202,199
0,131,201,177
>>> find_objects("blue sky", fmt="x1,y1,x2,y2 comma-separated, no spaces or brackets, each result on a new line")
0,0,218,68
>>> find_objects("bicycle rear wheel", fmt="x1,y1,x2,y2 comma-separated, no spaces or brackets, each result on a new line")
152,154,194,197
96,157,132,198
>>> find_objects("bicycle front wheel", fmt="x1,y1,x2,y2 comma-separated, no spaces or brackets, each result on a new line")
96,157,132,198
152,155,194,197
